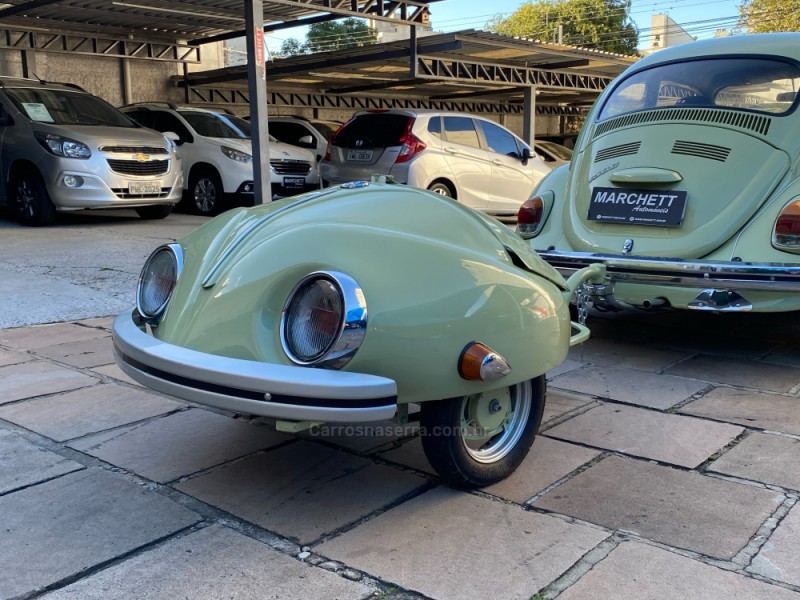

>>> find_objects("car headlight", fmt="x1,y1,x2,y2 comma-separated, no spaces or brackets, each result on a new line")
221,146,252,163
136,244,183,324
281,271,366,369
34,132,91,159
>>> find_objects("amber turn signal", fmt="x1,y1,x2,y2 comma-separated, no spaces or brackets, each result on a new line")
458,342,512,381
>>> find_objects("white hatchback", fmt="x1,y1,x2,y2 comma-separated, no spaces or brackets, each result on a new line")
122,104,319,215
320,109,551,218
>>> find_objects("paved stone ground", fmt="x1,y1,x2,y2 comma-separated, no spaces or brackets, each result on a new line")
1,212,800,599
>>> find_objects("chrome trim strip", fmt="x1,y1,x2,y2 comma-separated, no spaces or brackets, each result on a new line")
202,188,341,288
112,308,397,422
537,251,800,292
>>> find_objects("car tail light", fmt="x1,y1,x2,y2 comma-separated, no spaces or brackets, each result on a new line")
774,199,800,249
324,121,348,161
517,195,545,239
395,119,426,164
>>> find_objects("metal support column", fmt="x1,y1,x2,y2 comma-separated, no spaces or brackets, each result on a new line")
245,0,270,205
522,86,536,145
121,58,133,105
21,49,37,78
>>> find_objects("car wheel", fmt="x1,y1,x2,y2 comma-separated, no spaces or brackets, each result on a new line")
12,168,56,227
190,170,225,216
420,376,545,488
135,204,173,220
427,181,455,198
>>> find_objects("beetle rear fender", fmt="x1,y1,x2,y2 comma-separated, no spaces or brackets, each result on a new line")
526,164,571,247
731,176,800,259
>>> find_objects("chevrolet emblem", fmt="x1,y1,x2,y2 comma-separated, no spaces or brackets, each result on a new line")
132,153,150,162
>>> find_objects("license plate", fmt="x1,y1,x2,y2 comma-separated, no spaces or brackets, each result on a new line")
283,177,305,189
128,181,161,195
588,187,687,227
347,149,373,161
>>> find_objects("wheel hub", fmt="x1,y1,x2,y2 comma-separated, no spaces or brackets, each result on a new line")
465,388,512,437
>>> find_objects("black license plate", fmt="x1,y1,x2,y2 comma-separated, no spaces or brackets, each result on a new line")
588,187,687,227
283,177,305,189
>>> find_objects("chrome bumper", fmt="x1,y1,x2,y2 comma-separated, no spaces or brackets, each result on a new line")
538,251,800,292
538,251,800,311
112,308,398,422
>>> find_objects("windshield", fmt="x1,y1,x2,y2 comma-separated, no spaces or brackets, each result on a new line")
599,57,800,120
6,88,137,127
179,110,247,138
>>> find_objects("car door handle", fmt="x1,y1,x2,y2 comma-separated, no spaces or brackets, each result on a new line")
492,159,503,166
444,147,459,154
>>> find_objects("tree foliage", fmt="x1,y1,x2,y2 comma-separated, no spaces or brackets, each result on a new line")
280,18,377,56
738,0,800,33
488,0,639,55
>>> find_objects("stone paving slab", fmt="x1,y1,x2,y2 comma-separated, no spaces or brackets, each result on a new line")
90,363,142,386
681,388,800,436
546,358,583,379
70,409,291,483
40,525,373,600
0,360,97,405
317,486,610,600
709,432,800,491
550,365,709,410
0,383,183,442
545,403,744,468
761,345,800,369
0,468,200,599
176,441,429,544
666,356,800,394
32,336,115,369
533,456,783,560
380,436,601,504
0,429,83,494
541,389,597,426
568,337,690,372
0,347,32,367
750,503,800,587
559,540,800,600
0,322,109,350
74,316,115,330
299,419,419,454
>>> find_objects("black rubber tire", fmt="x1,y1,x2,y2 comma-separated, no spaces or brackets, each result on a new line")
135,204,173,220
189,169,225,216
420,376,546,488
12,168,56,227
427,181,455,198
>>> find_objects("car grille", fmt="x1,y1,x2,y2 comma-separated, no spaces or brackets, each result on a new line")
111,187,171,199
270,160,311,175
107,159,169,176
671,140,731,162
100,146,168,154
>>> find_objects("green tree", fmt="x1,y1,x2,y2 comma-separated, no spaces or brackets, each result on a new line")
305,18,377,53
279,37,307,56
738,0,800,33
488,0,639,55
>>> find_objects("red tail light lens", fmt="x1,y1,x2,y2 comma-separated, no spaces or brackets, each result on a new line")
774,199,800,248
395,118,426,163
517,196,545,238
324,122,348,162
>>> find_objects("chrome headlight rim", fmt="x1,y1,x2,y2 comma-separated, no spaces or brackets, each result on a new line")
136,243,184,325
280,271,367,369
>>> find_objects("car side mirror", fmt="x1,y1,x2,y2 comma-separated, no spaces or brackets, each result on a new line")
298,134,315,148
521,146,531,166
164,131,184,146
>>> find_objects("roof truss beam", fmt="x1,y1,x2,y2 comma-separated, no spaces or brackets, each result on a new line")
0,27,200,61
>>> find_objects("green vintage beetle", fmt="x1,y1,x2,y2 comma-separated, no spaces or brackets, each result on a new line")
113,177,602,487
519,33,800,315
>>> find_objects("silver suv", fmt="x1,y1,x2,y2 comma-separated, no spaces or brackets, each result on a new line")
0,77,183,226
122,104,320,215
320,109,551,218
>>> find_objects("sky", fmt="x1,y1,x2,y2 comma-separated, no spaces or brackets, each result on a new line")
262,0,742,53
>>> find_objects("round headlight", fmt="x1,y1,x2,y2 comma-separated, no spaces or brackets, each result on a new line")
281,271,367,368
136,244,183,322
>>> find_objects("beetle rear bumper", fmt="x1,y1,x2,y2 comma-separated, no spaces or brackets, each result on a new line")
112,308,398,422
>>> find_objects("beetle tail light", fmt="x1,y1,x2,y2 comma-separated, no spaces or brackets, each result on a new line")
458,342,511,382
774,199,800,249
395,118,426,164
517,195,545,239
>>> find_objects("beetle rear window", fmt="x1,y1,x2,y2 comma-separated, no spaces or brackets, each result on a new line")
599,58,800,120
